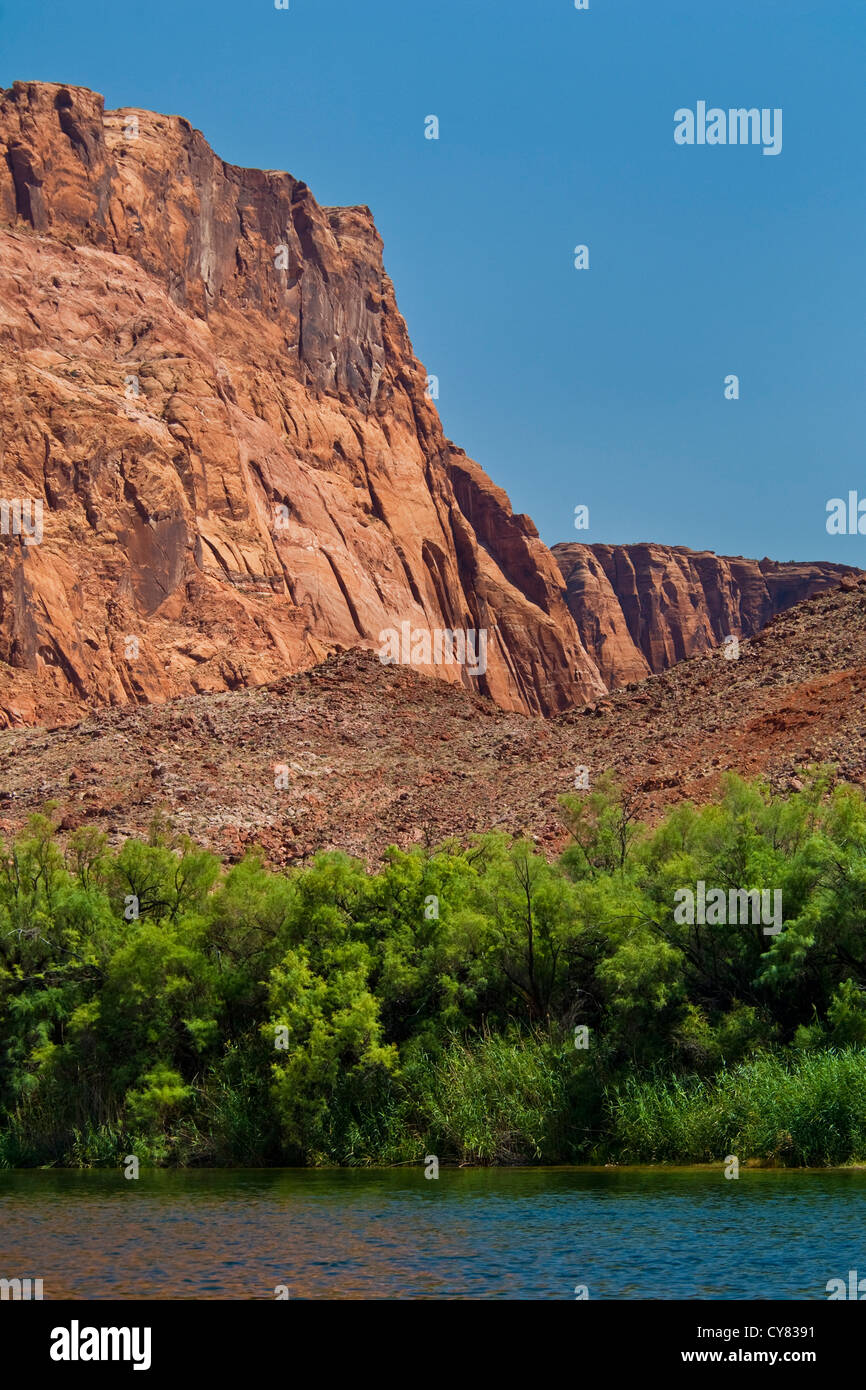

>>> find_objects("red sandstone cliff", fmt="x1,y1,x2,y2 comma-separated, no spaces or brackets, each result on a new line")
1,81,856,732
553,542,858,688
0,80,605,727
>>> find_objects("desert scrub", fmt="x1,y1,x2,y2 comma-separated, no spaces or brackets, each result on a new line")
4,773,866,1166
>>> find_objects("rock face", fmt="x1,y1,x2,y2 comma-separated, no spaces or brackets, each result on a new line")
0,80,605,727
553,542,859,688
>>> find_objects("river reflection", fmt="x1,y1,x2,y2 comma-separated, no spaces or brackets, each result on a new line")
0,1166,863,1299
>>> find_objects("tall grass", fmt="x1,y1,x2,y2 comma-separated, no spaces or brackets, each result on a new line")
285,1032,602,1166
609,1049,866,1166
403,1032,600,1165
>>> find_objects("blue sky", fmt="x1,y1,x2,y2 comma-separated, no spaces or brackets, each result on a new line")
1,0,863,563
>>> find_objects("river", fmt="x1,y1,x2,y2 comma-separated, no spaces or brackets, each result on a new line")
1,1166,863,1299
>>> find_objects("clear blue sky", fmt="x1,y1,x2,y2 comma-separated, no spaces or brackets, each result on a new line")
2,0,863,563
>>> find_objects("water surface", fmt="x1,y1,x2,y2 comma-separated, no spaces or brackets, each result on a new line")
0,1167,862,1299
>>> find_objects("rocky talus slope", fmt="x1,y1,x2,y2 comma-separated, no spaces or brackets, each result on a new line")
1,574,863,865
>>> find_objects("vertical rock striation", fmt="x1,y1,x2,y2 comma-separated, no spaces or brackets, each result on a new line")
553,541,859,688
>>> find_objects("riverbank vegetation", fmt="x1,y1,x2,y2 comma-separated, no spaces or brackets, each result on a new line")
2,770,866,1168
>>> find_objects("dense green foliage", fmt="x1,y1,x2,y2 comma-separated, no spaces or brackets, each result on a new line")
1,771,865,1168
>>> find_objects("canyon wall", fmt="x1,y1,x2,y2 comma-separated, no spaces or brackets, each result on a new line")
0,81,855,730
0,80,605,726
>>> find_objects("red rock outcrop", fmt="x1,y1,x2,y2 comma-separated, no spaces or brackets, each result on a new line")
0,80,605,727
553,542,859,688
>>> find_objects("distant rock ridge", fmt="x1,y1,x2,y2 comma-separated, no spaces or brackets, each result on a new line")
553,542,859,688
